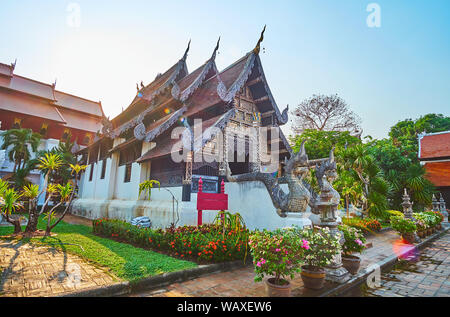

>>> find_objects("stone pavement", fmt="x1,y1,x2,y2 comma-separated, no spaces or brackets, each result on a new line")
0,240,118,297
354,230,450,297
130,228,424,297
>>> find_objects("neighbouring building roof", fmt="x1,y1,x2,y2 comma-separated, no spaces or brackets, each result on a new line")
423,161,450,187
418,131,450,160
0,60,105,133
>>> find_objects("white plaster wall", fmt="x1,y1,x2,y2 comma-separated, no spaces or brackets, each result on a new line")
72,180,312,230
114,162,141,200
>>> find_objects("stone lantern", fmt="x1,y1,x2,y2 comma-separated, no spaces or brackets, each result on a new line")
439,193,448,221
316,164,350,284
401,188,414,220
432,194,440,212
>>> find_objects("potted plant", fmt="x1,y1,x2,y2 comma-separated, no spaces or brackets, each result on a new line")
299,226,341,290
390,216,417,243
413,213,428,238
339,224,366,275
249,227,308,297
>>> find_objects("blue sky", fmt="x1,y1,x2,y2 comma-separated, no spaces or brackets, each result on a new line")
1,0,449,139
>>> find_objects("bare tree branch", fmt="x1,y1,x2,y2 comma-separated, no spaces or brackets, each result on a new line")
292,94,361,134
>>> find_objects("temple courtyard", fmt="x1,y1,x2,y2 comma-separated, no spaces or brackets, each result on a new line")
1,215,448,297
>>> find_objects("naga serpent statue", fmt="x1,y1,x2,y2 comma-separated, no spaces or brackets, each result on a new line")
225,140,339,218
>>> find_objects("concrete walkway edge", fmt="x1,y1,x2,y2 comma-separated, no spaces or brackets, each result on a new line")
59,260,250,297
319,226,450,297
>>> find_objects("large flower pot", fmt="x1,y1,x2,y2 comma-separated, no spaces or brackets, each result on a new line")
402,233,415,244
342,254,361,275
300,266,326,290
427,229,432,235
418,231,425,238
265,278,291,297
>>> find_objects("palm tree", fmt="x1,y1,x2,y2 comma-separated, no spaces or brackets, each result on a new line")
0,188,23,234
45,164,86,235
22,184,40,233
1,128,41,172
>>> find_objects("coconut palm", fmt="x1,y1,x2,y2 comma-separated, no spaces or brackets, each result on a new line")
1,128,41,172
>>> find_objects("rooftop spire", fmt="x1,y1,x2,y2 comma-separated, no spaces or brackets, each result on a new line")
253,25,266,54
182,39,191,61
211,36,220,60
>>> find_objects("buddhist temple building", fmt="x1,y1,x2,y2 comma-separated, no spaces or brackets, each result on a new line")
0,60,105,204
418,131,450,203
72,30,312,230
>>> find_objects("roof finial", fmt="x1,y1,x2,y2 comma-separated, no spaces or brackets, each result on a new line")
253,25,266,54
211,36,220,60
183,39,191,61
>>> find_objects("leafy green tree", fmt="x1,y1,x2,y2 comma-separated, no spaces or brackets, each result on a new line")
290,129,361,160
0,128,41,172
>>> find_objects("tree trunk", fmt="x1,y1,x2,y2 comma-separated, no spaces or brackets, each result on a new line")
25,208,39,233
5,213,22,234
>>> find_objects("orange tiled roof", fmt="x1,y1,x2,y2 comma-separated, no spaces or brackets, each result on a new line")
0,60,105,133
419,132,450,159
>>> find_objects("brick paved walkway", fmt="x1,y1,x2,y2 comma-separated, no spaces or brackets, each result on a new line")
131,229,422,297
0,240,118,297
354,231,450,297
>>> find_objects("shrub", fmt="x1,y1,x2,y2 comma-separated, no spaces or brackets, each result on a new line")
339,224,366,255
248,227,308,285
386,210,404,218
423,211,443,226
92,218,249,263
342,217,382,233
390,216,416,234
301,226,341,270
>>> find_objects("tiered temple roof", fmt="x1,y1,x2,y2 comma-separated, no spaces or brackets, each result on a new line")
101,28,291,163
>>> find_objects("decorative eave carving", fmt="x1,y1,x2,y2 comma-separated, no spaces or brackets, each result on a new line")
140,105,187,142
220,52,256,103
254,54,288,126
181,108,236,154
108,41,191,137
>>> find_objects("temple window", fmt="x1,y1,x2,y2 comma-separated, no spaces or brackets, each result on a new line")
124,163,132,183
118,141,142,166
89,163,94,181
88,145,99,164
100,159,107,179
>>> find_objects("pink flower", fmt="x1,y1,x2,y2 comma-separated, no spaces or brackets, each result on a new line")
256,262,262,267
276,248,281,252
260,258,266,264
355,239,363,246
302,239,310,250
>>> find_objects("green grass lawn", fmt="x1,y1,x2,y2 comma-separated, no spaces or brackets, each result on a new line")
0,216,197,282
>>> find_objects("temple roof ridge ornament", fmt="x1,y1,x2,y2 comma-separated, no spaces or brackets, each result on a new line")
182,39,191,61
179,37,222,102
253,25,266,55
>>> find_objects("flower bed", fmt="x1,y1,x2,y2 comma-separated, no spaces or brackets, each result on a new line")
92,218,249,263
342,217,382,234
